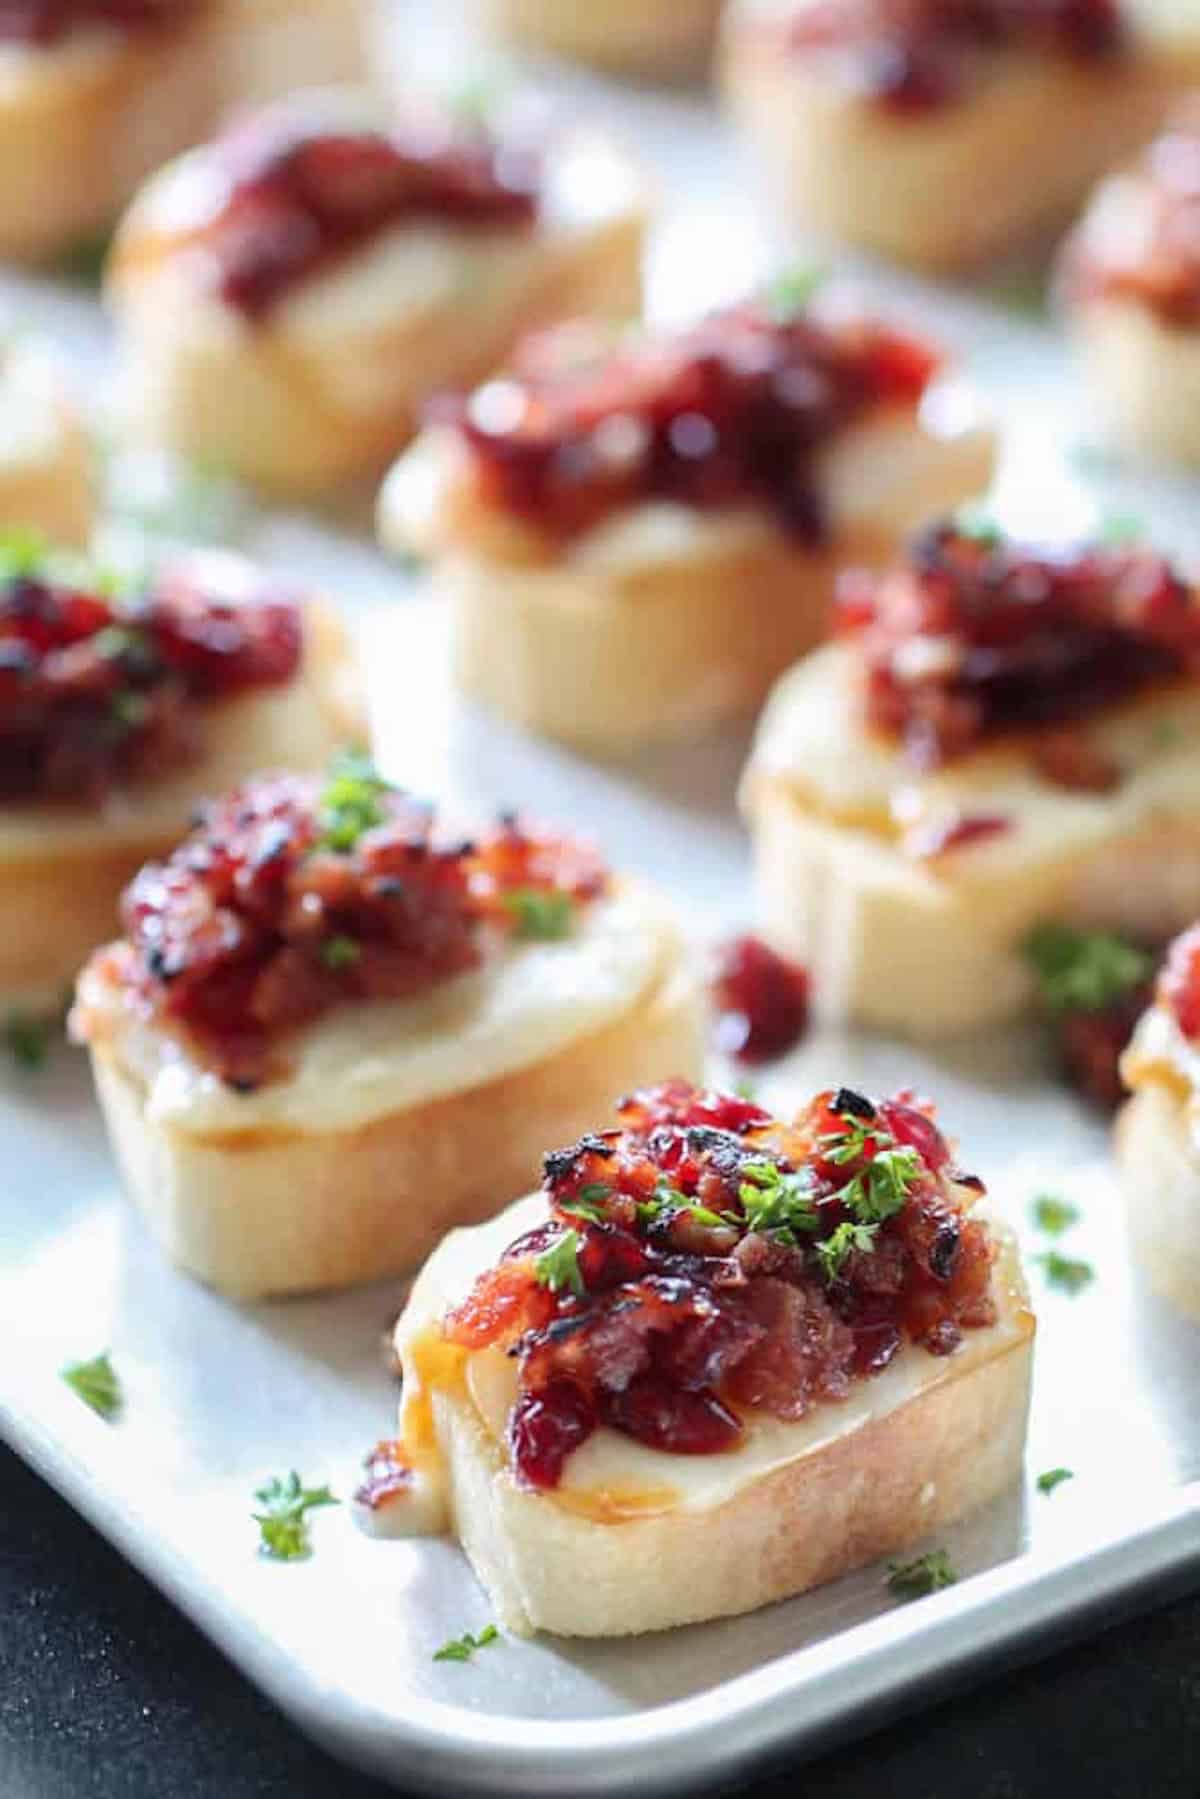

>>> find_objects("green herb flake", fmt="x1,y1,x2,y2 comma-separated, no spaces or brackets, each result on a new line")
1037,1250,1094,1296
737,1159,821,1244
534,1229,585,1297
3,1010,51,1072
320,934,361,972
837,1144,922,1225
433,1624,501,1664
1024,923,1152,1013
1151,718,1180,752
1100,512,1144,547
765,265,826,322
110,690,150,729
887,1549,958,1600
1031,1193,1080,1237
0,526,47,581
502,887,575,942
954,505,1004,548
316,751,393,854
252,1472,339,1561
814,1219,878,1281
61,1351,122,1421
1036,1467,1075,1496
734,1077,758,1102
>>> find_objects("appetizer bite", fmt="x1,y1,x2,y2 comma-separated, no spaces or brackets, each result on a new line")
742,521,1200,1037
0,540,359,1014
0,339,93,545
1119,924,1200,1315
379,1080,1033,1636
723,0,1200,270
1061,102,1200,466
379,288,992,752
105,91,647,496
479,0,724,79
0,0,368,263
73,763,702,1298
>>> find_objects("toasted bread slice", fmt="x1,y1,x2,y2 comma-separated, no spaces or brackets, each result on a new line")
388,1190,1033,1637
76,893,702,1297
0,339,93,545
480,0,723,78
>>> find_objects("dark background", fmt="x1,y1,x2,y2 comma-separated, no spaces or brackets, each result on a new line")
3,1445,1198,1799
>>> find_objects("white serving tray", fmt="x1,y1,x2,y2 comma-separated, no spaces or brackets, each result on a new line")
3,3,1200,1791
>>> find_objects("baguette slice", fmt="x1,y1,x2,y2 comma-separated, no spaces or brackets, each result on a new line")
0,578,361,1014
743,643,1200,1038
106,102,647,496
479,0,724,78
0,338,93,545
76,887,702,1298
722,2,1200,270
380,390,994,755
388,1189,1033,1638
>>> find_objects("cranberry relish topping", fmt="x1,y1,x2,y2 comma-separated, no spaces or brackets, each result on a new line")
0,0,192,44
202,110,540,320
774,0,1122,112
1160,924,1200,1041
437,295,940,543
0,542,301,806
838,521,1200,767
445,1080,996,1489
114,757,608,1088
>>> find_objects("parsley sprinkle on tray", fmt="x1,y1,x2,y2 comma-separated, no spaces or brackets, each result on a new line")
1037,1468,1074,1496
1031,1194,1080,1237
253,1472,339,1561
434,1625,500,1664
3,1010,52,1072
1037,1251,1094,1297
61,1352,122,1421
886,1549,958,1600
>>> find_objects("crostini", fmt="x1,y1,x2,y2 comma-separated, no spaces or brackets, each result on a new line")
1118,924,1200,1315
105,90,647,496
0,0,368,263
379,289,993,752
479,0,724,79
1061,102,1200,466
373,1079,1033,1637
723,0,1200,270
0,338,93,545
73,763,703,1298
0,540,360,1015
742,520,1200,1038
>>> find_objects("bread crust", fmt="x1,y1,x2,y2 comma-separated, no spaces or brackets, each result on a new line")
722,26,1193,270
480,0,723,78
82,928,704,1298
1071,296,1200,468
0,599,361,1012
1116,1081,1200,1319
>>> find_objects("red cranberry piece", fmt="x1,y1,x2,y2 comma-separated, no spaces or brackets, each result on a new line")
852,1319,903,1376
878,1099,950,1173
507,1380,596,1490
1162,925,1200,1041
601,1375,742,1456
576,1226,651,1292
711,934,810,1064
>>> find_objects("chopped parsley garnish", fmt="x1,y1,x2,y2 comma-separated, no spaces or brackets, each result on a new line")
433,1624,500,1663
503,887,575,942
320,934,361,971
835,1145,921,1225
110,690,150,728
61,1351,122,1421
1037,1250,1094,1296
252,1472,339,1561
558,1182,611,1224
737,1159,821,1243
534,1229,585,1297
1036,1467,1074,1496
1031,1193,1079,1237
734,1077,758,1101
3,1010,51,1071
815,1219,878,1280
1100,512,1144,546
765,265,825,322
0,526,47,581
1024,923,1152,1013
317,751,392,853
886,1549,958,1600
954,505,1004,547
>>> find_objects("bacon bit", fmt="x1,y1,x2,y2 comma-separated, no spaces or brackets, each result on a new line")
904,812,1012,861
354,1441,414,1511
711,934,810,1064
1160,923,1200,1040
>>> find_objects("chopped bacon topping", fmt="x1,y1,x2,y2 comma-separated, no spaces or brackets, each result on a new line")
198,109,540,319
435,300,941,544
0,553,302,806
1160,923,1200,1040
837,522,1200,766
0,0,192,44
444,1080,997,1488
1062,107,1200,330
104,761,608,1088
766,0,1123,112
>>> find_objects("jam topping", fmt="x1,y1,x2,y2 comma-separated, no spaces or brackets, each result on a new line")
0,0,192,44
0,548,302,806
444,1080,997,1489
1062,109,1200,329
711,934,810,1063
1160,923,1200,1040
770,0,1123,112
1025,923,1156,1108
199,110,541,320
436,299,941,543
109,761,608,1088
838,522,1200,767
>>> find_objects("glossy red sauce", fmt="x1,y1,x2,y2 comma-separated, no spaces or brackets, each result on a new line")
106,772,608,1088
770,0,1123,112
837,522,1200,766
1160,923,1200,1040
436,302,941,543
711,934,810,1062
444,1080,997,1489
202,112,540,320
0,559,301,806
0,0,192,43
